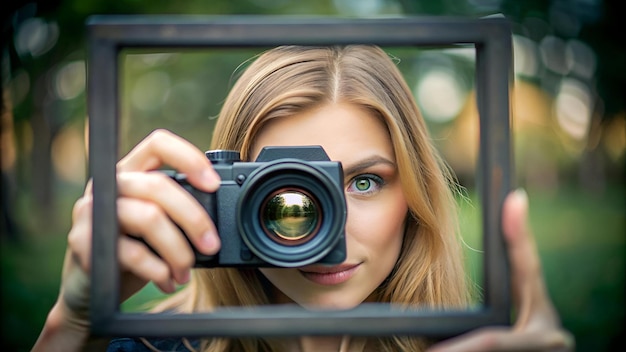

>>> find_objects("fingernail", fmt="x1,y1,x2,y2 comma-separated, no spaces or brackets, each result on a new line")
201,230,219,254
202,169,220,190
514,188,528,206
165,279,176,293
179,270,190,285
514,187,527,199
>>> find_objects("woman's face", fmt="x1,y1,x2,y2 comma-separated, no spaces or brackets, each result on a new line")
251,102,408,310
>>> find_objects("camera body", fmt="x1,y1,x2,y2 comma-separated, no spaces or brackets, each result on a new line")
170,145,347,268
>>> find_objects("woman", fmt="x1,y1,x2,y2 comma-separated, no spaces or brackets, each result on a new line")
33,45,573,351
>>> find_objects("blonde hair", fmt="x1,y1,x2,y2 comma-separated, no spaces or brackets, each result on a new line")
151,45,470,352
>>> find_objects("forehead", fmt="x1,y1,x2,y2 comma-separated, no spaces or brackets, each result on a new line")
250,103,395,165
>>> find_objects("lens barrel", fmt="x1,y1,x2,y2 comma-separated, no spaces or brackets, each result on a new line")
237,160,345,267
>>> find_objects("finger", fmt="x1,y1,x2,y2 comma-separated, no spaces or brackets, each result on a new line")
68,196,94,273
117,129,220,192
502,189,559,329
83,178,93,197
117,172,220,255
117,197,194,285
67,196,177,295
427,327,575,352
118,236,176,294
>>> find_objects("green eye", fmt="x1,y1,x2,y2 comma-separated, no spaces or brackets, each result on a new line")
348,174,384,195
355,178,372,191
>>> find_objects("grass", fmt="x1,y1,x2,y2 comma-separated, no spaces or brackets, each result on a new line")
1,183,624,351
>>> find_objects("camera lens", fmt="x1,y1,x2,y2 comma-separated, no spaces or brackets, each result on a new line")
238,160,346,267
261,189,321,245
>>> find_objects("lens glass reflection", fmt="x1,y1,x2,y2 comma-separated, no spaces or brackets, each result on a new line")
262,190,319,242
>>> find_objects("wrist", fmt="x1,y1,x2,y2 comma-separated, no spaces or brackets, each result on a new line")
32,301,91,352
49,300,91,332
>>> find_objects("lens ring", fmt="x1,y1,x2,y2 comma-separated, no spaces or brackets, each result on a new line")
237,160,346,267
260,188,322,246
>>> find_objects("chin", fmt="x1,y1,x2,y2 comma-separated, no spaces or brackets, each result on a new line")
295,293,365,311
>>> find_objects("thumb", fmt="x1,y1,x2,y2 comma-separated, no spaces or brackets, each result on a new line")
502,189,558,330
502,189,530,244
502,189,539,285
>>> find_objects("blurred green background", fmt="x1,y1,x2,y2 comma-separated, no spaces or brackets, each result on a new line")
1,0,624,351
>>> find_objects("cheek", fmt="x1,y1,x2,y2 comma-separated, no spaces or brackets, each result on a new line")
345,191,408,253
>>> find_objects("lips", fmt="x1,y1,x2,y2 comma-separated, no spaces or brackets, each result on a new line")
298,263,361,285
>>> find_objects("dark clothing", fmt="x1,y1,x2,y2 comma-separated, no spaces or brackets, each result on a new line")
107,337,200,352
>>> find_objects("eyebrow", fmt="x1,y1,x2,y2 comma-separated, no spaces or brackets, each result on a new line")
342,155,397,178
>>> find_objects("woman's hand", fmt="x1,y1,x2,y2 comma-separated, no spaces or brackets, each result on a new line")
33,129,221,351
428,189,575,352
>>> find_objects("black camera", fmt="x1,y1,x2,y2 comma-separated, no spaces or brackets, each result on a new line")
168,145,347,268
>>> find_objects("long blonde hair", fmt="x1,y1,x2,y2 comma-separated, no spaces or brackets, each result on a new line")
152,45,469,352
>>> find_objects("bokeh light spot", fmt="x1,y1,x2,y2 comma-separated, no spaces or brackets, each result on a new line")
15,18,58,57
555,78,592,140
415,68,465,123
55,61,86,100
51,124,87,185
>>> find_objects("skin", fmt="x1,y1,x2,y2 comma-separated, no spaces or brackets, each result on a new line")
32,102,573,351
252,103,406,310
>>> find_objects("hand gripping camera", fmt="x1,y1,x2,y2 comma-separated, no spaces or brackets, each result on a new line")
169,145,347,268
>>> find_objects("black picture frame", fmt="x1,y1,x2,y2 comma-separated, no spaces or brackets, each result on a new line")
87,15,513,338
